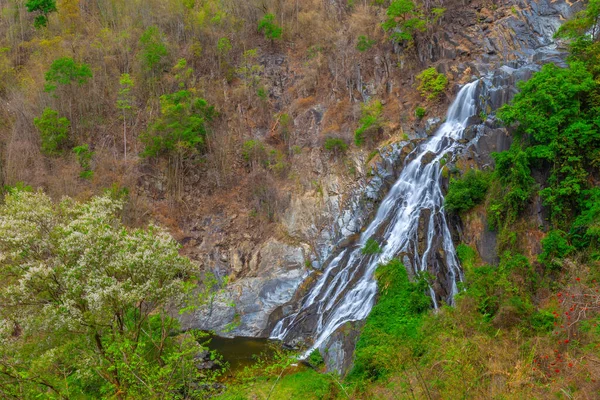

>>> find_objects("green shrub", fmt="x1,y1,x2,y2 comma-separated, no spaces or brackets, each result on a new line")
139,26,169,75
356,35,376,51
444,170,490,214
73,144,94,179
323,137,348,154
25,0,57,28
362,238,383,255
307,349,324,367
538,230,575,270
217,37,232,55
354,99,383,146
456,243,477,271
350,259,430,381
44,57,92,93
258,14,282,41
242,139,266,165
141,90,215,160
33,108,70,155
382,0,427,43
487,143,536,231
416,67,448,100
415,106,427,119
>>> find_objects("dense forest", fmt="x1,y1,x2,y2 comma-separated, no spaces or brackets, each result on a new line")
0,0,599,399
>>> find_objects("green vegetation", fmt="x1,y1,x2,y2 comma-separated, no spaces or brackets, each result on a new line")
444,169,490,214
349,259,430,381
25,0,57,28
324,137,348,154
354,99,383,146
382,0,426,43
498,62,599,227
361,237,383,255
416,67,448,100
356,35,376,51
73,144,94,179
258,14,283,41
33,107,70,155
142,90,216,160
0,190,221,398
415,106,427,119
139,26,170,77
44,57,93,93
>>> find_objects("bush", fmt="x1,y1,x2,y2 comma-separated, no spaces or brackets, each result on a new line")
444,170,490,214
355,99,383,146
323,137,348,154
487,143,536,230
33,108,70,155
44,57,92,93
242,139,267,165
350,259,430,381
139,26,169,75
356,35,376,52
141,90,215,160
25,0,57,28
307,349,324,367
415,106,427,119
258,14,282,41
73,144,94,179
362,238,383,255
382,0,427,43
538,230,575,270
416,67,448,100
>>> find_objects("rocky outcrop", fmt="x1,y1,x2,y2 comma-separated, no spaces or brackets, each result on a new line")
179,239,309,337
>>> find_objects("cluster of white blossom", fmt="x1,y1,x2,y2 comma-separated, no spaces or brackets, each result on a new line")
0,189,196,355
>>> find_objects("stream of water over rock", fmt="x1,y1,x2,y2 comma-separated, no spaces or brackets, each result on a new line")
271,81,480,357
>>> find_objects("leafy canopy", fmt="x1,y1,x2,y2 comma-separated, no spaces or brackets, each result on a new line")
258,13,283,41
141,90,216,159
44,57,93,93
0,190,219,398
497,62,600,225
355,99,383,146
444,170,490,214
382,0,427,43
25,0,57,28
33,107,70,155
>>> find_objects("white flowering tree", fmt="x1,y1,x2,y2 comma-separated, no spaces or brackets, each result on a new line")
0,190,217,398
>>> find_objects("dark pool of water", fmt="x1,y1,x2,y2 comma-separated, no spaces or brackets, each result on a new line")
202,335,280,372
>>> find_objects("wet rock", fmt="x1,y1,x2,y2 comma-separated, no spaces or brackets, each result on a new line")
421,151,436,165
319,320,364,376
425,117,442,135
178,239,308,337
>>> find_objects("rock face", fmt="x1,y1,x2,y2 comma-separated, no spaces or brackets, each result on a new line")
179,239,308,337
319,321,364,377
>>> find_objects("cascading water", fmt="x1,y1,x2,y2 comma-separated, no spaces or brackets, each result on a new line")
271,80,480,357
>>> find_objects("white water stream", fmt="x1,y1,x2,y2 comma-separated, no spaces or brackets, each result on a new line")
271,81,480,356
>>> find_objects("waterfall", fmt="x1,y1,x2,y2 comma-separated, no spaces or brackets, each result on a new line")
271,81,480,357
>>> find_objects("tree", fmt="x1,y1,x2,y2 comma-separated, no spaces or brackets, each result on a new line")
117,73,135,160
139,26,169,76
0,190,220,398
33,107,70,155
141,90,216,199
354,99,383,146
382,0,426,44
258,13,283,41
44,57,93,93
25,0,57,28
